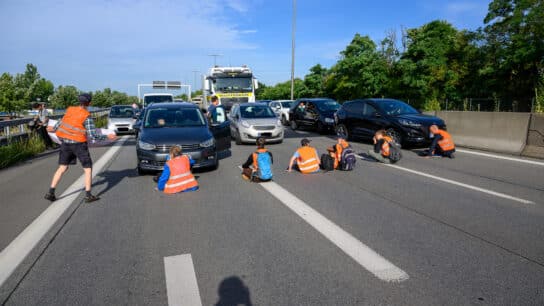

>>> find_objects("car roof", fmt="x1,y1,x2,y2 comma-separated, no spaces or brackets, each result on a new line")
145,102,198,109
238,103,270,107
296,98,336,102
350,98,405,104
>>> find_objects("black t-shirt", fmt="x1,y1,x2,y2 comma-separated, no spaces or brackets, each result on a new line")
374,139,386,154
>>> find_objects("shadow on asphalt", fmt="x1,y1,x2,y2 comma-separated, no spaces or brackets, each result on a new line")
215,276,253,306
94,168,140,197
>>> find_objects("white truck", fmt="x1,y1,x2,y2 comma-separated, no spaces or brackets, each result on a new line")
142,93,174,108
202,66,258,111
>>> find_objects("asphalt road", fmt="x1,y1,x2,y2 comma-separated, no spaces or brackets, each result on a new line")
1,128,543,305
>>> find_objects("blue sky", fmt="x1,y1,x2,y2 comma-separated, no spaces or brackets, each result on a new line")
0,0,491,96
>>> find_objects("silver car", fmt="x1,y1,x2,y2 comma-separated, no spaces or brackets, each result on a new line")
229,103,284,144
269,100,294,125
107,105,136,134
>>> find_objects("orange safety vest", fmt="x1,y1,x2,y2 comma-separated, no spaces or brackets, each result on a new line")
435,129,455,151
381,136,392,157
55,106,90,143
164,156,199,194
332,139,350,169
296,146,320,174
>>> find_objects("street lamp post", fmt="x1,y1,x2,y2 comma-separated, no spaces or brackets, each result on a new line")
290,0,296,101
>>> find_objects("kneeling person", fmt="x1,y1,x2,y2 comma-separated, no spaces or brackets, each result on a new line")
242,137,273,182
288,138,320,173
427,125,455,158
157,145,199,193
368,130,393,163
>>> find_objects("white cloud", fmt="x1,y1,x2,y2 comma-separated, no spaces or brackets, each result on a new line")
225,0,250,13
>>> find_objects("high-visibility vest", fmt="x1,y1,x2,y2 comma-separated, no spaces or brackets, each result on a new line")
382,136,393,157
55,106,90,143
435,129,455,151
333,139,350,169
164,156,198,194
296,146,320,173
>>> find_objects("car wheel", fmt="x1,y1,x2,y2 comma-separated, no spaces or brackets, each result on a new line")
336,124,350,140
386,128,403,145
290,120,298,130
235,130,242,145
281,115,288,126
137,166,146,176
211,159,219,170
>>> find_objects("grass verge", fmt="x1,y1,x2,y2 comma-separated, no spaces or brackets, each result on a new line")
0,134,46,169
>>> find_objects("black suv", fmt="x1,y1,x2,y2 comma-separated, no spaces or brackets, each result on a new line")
134,102,231,174
288,98,340,133
334,98,446,145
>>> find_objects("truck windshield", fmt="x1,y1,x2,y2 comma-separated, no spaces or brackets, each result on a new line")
144,95,174,105
213,77,253,93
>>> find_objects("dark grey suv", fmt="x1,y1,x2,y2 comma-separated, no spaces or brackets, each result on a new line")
135,102,230,174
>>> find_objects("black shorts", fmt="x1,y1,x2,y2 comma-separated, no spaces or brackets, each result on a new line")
59,142,92,168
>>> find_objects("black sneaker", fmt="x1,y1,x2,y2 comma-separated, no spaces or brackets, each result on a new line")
84,194,100,203
44,192,56,202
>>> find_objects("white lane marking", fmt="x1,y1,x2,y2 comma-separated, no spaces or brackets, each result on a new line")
0,137,128,287
294,130,310,135
237,166,408,282
382,162,534,205
164,254,203,306
456,149,544,166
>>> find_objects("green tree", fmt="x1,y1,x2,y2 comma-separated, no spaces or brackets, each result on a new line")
27,78,55,102
304,64,329,98
259,79,309,100
0,73,25,113
483,0,544,111
50,85,79,109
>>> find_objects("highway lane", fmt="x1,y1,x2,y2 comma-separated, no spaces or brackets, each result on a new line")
1,130,543,305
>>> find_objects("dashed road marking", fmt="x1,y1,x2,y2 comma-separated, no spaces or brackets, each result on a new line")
164,254,203,306
0,137,128,287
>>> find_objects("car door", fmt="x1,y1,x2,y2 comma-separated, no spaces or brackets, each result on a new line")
360,102,386,138
301,102,318,127
345,101,365,137
229,104,239,135
209,106,231,151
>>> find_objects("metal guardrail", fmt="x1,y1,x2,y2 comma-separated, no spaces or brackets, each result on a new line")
0,109,109,144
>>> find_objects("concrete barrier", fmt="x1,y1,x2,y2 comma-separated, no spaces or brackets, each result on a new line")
435,111,531,155
522,114,544,158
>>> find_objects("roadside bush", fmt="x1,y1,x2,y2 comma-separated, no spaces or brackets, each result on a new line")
94,115,107,128
422,98,441,111
0,134,46,169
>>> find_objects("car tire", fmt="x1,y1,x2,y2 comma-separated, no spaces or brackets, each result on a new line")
281,115,288,126
290,120,298,130
386,128,403,145
336,124,350,140
235,130,242,145
137,166,146,176
212,159,219,170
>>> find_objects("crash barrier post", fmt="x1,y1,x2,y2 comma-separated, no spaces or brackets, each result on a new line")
435,111,531,155
522,113,544,159
0,109,110,146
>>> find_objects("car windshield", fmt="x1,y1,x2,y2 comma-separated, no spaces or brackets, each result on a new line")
281,101,293,108
144,95,173,104
314,100,340,112
213,77,253,93
144,108,206,128
379,101,419,115
109,106,134,118
240,105,276,119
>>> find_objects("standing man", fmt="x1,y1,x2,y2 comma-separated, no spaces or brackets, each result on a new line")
44,93,117,203
207,95,219,118
31,102,53,148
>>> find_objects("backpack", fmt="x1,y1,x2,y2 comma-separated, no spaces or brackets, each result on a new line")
388,141,402,163
320,154,335,171
339,145,356,171
255,152,273,180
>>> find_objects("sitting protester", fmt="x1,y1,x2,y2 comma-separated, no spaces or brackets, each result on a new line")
368,130,393,163
424,124,456,158
327,136,355,170
287,138,320,173
242,137,273,182
157,145,199,194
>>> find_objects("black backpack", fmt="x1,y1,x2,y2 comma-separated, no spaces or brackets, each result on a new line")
320,154,335,171
339,145,356,171
388,141,402,163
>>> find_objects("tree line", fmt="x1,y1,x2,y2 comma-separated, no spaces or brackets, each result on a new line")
257,0,543,112
0,64,138,113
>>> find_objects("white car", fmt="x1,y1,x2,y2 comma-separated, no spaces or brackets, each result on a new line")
107,105,136,134
229,103,284,144
269,100,294,126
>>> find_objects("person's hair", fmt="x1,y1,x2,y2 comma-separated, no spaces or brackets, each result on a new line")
375,129,386,137
256,137,266,149
211,96,218,102
170,145,182,157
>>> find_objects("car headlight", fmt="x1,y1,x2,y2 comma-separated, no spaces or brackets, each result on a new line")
399,119,422,127
200,137,215,148
241,120,250,128
324,117,335,124
138,140,156,150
